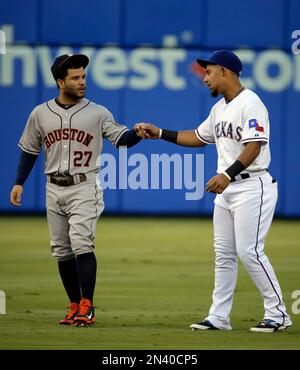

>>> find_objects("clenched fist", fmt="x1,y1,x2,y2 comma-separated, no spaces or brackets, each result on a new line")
134,123,161,139
10,185,23,206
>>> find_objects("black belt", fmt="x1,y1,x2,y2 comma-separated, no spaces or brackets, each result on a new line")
231,169,268,183
49,174,87,187
231,173,250,182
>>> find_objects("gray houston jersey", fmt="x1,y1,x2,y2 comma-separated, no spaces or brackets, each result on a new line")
18,98,128,175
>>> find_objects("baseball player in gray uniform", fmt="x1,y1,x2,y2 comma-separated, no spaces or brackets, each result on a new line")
135,51,292,333
10,54,142,326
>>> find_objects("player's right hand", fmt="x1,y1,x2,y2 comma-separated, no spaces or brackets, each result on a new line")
10,185,23,206
134,123,160,139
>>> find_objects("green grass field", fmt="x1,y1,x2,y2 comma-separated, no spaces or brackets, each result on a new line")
0,216,299,350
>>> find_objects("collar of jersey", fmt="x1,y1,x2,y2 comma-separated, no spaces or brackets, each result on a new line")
47,98,89,115
224,87,246,105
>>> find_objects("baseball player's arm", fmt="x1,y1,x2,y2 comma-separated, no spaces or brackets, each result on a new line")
134,123,206,147
206,142,261,194
236,141,261,168
10,151,38,206
116,129,142,148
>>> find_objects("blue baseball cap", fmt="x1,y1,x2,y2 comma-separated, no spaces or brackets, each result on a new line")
51,53,89,80
197,50,242,76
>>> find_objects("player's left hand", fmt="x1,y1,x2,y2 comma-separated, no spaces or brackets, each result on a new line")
206,174,231,194
10,185,23,206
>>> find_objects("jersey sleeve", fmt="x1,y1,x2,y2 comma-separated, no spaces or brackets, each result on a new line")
18,108,42,155
194,113,215,144
101,109,129,147
241,102,269,145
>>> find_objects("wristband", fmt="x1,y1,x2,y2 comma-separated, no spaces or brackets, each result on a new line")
159,129,162,139
160,129,178,144
224,160,245,180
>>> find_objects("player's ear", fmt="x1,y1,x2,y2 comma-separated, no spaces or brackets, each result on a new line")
57,79,64,89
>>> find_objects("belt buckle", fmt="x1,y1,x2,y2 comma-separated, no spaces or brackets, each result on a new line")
51,176,71,186
61,179,69,186
56,178,67,186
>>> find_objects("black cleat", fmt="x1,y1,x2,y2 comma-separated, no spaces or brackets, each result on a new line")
250,319,291,333
190,319,219,331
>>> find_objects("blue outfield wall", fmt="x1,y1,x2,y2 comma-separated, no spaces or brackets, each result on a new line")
0,0,299,216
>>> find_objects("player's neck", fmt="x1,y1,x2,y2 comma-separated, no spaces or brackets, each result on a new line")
57,93,81,106
223,83,244,102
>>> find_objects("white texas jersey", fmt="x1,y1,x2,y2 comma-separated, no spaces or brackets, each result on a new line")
18,98,128,176
195,89,270,173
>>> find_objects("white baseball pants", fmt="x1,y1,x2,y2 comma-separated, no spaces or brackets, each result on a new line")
206,172,292,330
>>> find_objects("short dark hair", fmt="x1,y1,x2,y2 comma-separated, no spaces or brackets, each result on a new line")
55,62,85,81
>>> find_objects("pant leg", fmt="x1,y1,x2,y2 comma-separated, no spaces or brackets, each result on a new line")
63,177,104,256
206,199,238,330
233,174,291,326
46,183,74,261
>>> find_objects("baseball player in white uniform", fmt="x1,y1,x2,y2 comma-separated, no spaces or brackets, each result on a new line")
10,54,142,326
135,50,292,333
